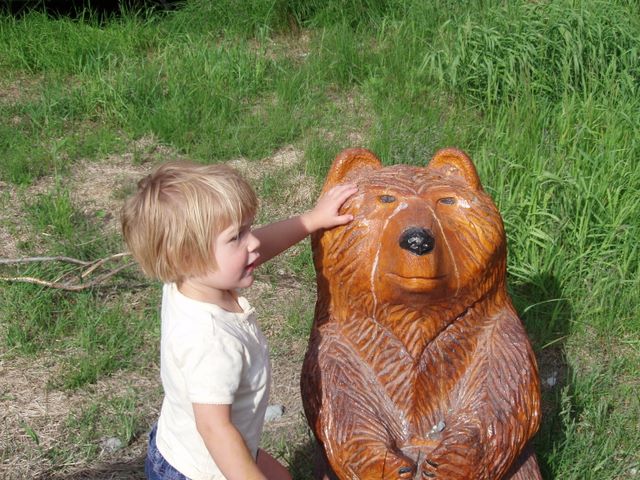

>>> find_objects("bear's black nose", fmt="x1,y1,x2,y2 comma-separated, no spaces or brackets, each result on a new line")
399,227,435,255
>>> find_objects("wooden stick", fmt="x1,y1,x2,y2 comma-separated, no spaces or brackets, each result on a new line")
0,256,96,266
81,252,131,278
0,253,130,268
0,262,136,291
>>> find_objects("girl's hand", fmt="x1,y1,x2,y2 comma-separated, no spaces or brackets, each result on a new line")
303,184,358,232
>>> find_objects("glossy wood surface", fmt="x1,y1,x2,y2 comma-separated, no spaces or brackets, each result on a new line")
301,148,542,479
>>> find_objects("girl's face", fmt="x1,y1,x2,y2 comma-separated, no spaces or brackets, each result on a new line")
209,219,261,291
179,218,260,305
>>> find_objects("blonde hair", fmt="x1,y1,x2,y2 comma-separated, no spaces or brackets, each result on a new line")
121,161,258,283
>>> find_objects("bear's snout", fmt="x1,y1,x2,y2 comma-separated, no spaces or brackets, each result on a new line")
399,227,435,256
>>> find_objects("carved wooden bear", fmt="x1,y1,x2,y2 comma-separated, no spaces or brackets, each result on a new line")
301,148,542,479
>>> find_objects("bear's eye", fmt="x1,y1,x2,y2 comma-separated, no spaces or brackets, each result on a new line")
439,197,456,205
379,195,396,204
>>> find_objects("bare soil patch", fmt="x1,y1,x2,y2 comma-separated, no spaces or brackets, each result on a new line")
0,74,45,107
0,181,28,258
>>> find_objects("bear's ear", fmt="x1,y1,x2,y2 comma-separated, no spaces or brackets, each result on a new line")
426,148,482,191
324,148,382,189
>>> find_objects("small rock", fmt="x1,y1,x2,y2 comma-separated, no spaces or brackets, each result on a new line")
431,420,446,433
264,404,285,422
427,420,446,439
545,372,558,387
100,437,124,453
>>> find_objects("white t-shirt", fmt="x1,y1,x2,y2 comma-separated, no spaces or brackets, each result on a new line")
155,283,271,480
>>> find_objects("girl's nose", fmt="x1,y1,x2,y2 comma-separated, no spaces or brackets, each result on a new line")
247,231,260,252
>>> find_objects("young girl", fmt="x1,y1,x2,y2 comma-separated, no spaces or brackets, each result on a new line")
121,161,356,480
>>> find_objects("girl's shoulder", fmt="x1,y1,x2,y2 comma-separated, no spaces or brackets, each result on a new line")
162,284,258,341
164,284,255,317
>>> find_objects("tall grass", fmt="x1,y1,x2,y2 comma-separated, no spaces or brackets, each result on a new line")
422,0,640,106
0,0,638,477
0,11,155,74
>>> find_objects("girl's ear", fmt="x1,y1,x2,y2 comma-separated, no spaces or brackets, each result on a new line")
426,148,482,191
323,148,382,191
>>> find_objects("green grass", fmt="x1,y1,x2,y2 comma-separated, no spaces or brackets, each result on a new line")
2,280,159,383
24,185,121,258
1,0,639,478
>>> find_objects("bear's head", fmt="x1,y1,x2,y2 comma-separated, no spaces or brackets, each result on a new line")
313,148,507,335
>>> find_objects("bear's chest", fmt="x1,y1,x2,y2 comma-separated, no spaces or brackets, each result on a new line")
318,308,488,426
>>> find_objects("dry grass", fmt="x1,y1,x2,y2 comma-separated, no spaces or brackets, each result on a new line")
0,355,157,479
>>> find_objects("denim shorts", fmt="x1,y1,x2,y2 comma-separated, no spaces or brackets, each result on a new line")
145,423,189,480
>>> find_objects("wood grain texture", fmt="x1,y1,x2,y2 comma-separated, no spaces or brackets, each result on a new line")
301,148,542,479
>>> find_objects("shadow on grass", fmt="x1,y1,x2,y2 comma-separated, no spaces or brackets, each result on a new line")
2,0,180,19
511,271,575,480
39,438,320,480
288,437,315,480
36,455,146,480
288,435,334,480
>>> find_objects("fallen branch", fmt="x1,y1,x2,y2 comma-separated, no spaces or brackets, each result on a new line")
0,253,137,291
0,252,129,267
81,253,130,277
0,256,95,266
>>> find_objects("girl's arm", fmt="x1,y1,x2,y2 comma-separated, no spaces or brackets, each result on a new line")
253,184,357,266
193,403,266,480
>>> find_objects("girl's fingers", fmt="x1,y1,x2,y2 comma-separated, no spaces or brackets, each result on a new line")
325,184,358,203
336,214,354,225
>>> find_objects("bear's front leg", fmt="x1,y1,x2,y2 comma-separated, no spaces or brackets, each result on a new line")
418,359,540,478
416,306,542,480
305,332,421,479
418,425,539,480
313,379,422,479
417,418,485,479
318,434,420,480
